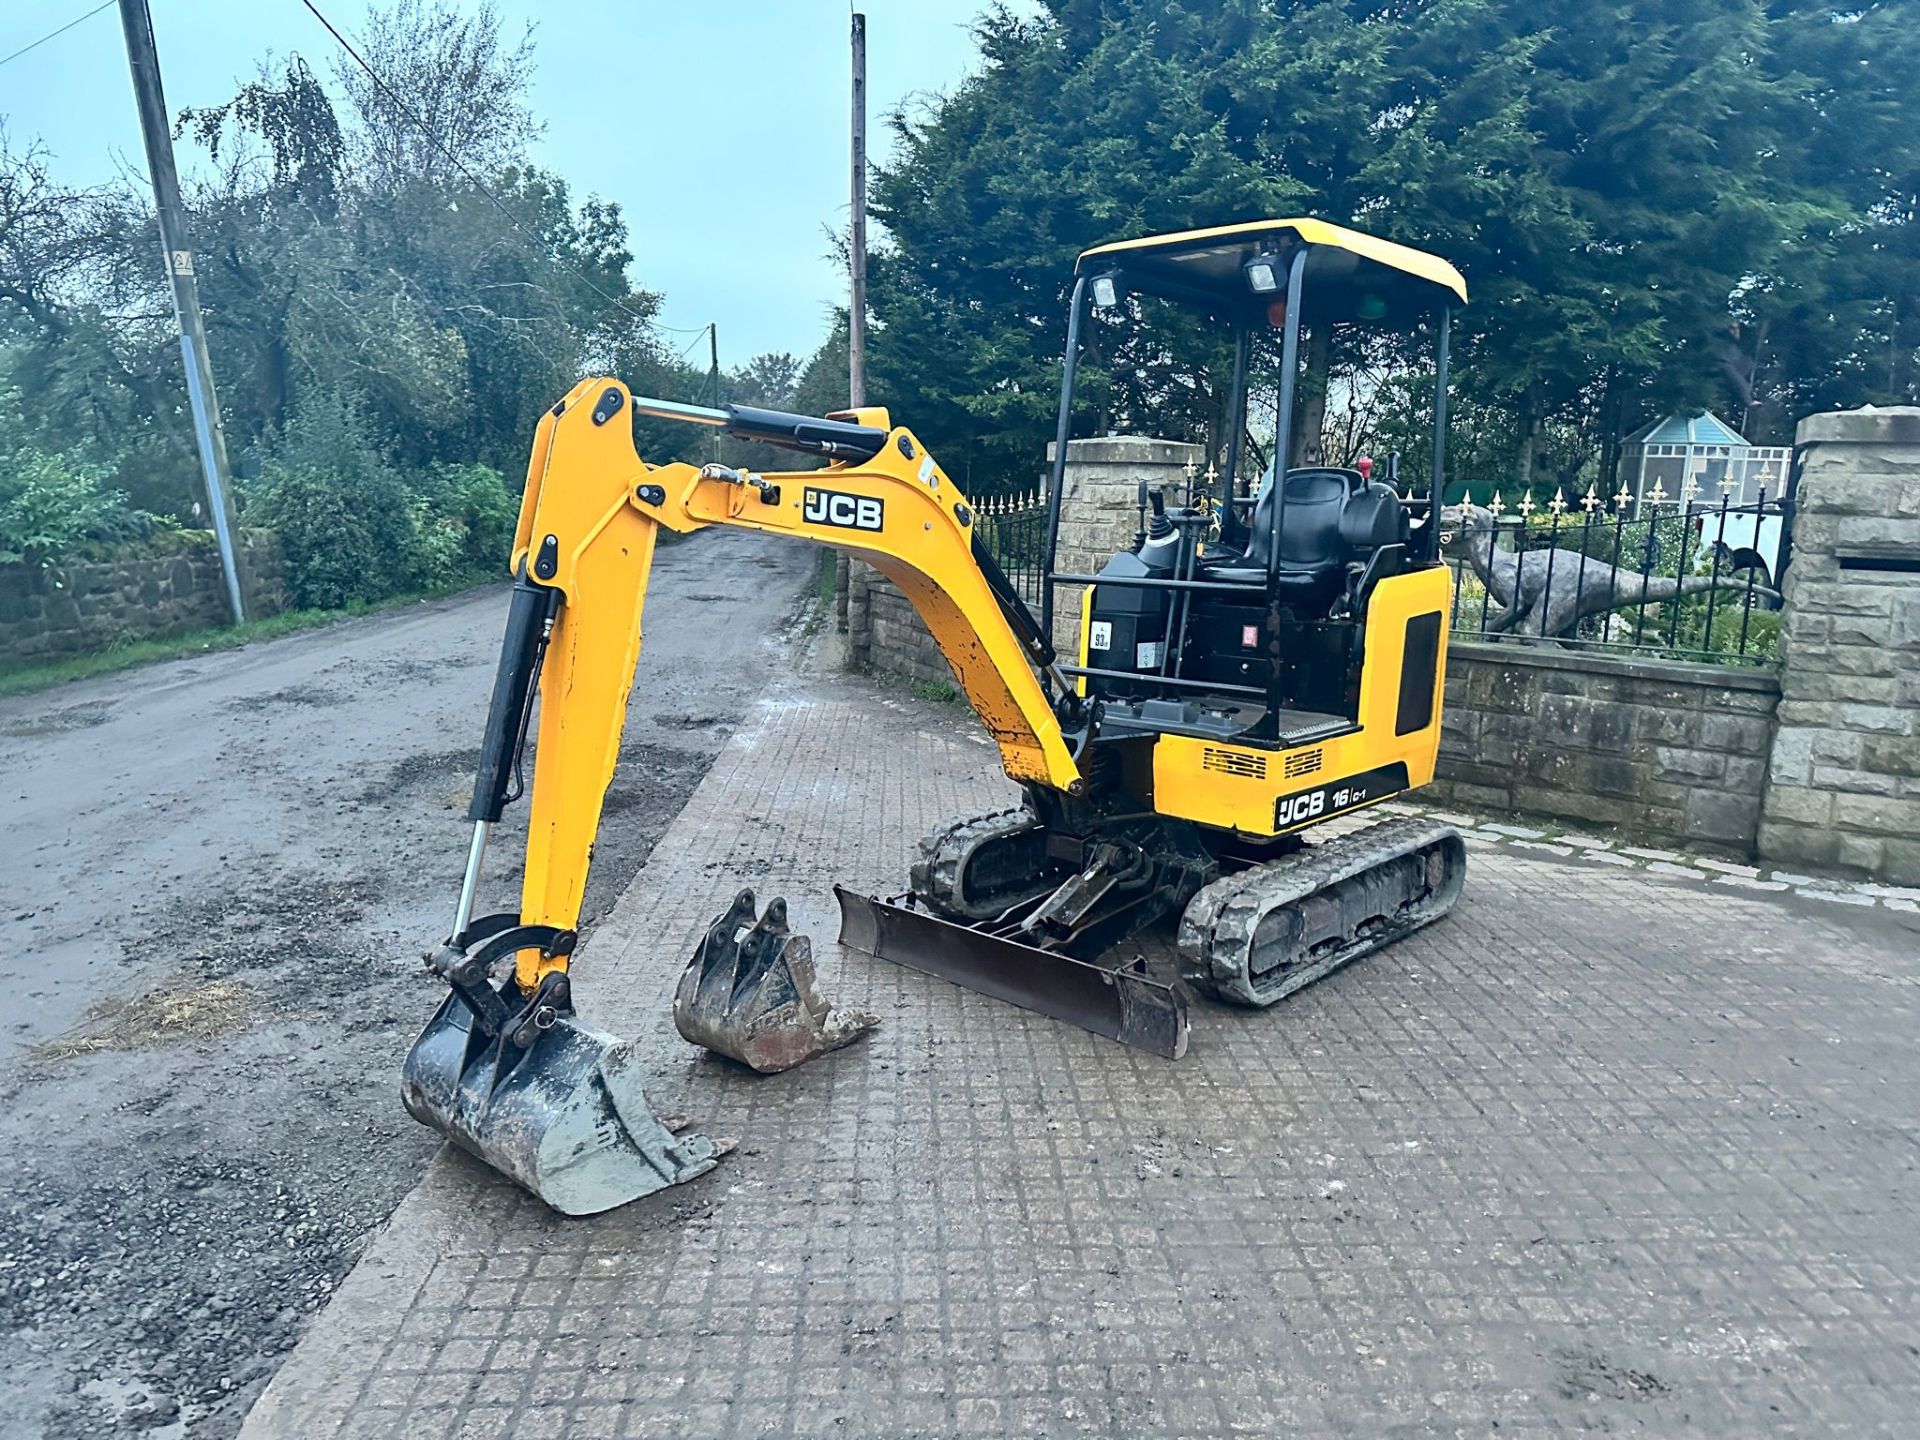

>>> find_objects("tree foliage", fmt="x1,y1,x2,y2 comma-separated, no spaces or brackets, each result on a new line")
869,0,1920,493
0,433,147,565
332,0,542,189
0,2,839,583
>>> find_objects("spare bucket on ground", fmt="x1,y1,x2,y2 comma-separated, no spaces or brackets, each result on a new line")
674,889,879,1072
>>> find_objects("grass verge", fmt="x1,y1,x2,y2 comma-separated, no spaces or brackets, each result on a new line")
0,573,503,699
858,663,963,705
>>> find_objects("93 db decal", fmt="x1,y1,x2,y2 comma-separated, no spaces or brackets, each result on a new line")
1273,762,1409,831
803,487,884,532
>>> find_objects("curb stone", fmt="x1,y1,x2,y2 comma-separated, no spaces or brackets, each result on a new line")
1397,803,1902,911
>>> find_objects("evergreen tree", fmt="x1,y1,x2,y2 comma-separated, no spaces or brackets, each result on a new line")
868,0,1916,489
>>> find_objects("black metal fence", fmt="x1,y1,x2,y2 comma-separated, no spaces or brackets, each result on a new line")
974,473,1792,666
1443,480,1795,666
976,487,1050,606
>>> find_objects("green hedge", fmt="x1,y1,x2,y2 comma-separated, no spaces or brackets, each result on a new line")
242,392,517,610
0,447,161,564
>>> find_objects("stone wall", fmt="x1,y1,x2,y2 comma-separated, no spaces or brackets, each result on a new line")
1759,408,1920,882
845,560,956,689
0,530,289,667
1430,642,1781,855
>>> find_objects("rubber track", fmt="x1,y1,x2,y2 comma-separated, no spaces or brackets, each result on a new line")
910,807,1041,919
1178,815,1466,1007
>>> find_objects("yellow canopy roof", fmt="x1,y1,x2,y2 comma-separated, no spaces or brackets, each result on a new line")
1077,218,1467,315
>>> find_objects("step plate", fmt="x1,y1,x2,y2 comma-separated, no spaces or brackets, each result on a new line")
834,887,1190,1060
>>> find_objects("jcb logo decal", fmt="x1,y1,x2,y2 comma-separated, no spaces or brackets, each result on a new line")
1273,762,1410,832
1274,789,1329,827
804,488,884,532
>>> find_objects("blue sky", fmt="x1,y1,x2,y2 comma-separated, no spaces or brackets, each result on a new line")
0,0,1017,362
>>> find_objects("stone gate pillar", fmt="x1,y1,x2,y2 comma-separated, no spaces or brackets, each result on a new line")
1759,407,1920,882
1046,436,1203,656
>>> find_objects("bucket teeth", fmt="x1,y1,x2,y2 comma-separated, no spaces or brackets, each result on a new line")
674,888,879,1073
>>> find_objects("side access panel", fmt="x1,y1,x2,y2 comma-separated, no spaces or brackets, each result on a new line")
1150,565,1453,837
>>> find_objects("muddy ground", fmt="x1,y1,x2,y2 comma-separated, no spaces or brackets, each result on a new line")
0,529,817,1438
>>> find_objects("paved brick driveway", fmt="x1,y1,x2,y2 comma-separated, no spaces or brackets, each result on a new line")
242,667,1920,1439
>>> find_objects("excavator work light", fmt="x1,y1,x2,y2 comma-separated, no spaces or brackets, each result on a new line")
1090,272,1122,308
1244,252,1283,293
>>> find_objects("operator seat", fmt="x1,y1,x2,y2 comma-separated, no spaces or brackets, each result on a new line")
1206,466,1409,609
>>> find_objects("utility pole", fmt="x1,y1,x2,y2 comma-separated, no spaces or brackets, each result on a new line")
117,0,247,625
708,322,721,461
848,11,868,409
839,12,868,634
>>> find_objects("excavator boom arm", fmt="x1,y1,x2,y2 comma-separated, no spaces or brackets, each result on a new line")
487,377,1082,990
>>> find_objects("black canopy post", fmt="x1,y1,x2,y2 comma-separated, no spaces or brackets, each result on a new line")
1265,247,1310,580
1040,274,1091,660
1221,326,1250,548
1431,305,1452,497
1426,305,1452,561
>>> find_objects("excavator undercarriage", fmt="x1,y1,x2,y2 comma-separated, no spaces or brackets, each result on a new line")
836,798,1466,1061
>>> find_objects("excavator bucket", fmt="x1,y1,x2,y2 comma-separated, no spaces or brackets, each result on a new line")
674,890,879,1073
402,927,726,1216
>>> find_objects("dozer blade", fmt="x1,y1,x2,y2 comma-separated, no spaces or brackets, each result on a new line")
674,889,879,1073
834,886,1189,1059
403,976,724,1218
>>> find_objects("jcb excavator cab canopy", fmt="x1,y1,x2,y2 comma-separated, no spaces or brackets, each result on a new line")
1074,218,1466,328
1038,218,1466,657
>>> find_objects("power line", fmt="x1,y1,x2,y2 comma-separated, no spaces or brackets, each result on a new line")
668,322,716,370
295,0,659,333
0,0,114,70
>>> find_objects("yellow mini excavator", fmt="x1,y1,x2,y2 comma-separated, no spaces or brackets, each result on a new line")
402,219,1470,1214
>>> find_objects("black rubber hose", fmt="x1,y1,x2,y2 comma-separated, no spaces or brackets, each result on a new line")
972,532,1053,664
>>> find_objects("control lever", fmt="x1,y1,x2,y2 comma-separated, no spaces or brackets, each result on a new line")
1145,488,1172,539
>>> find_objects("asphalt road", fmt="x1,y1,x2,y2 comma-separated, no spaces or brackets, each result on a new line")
0,528,818,1439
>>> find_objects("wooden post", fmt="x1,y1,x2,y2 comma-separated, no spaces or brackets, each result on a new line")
849,11,868,409
708,322,721,462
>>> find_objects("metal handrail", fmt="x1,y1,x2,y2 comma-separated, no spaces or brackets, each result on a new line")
1047,571,1264,595
1058,664,1268,699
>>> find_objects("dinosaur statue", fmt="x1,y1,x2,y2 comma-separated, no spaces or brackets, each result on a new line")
1436,504,1780,639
